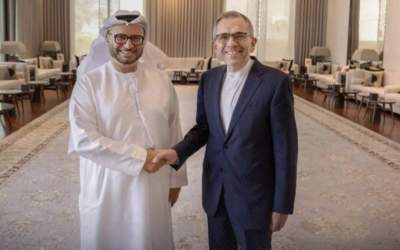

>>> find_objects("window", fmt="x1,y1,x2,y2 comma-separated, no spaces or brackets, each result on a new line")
224,0,296,61
263,0,295,61
72,0,144,56
359,0,386,53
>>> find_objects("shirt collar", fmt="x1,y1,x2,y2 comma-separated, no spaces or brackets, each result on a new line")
226,58,254,79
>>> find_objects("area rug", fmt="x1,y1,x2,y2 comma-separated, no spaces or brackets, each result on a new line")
0,86,399,250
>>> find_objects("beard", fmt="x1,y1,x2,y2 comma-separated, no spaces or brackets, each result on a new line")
108,46,144,65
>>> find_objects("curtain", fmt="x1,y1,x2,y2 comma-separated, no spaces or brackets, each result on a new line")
294,0,328,65
16,0,44,58
43,0,71,61
0,0,4,42
145,0,223,57
347,0,359,62
2,0,16,41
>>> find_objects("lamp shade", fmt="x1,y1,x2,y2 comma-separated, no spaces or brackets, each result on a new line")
41,41,61,52
309,46,331,57
351,49,379,61
0,41,27,55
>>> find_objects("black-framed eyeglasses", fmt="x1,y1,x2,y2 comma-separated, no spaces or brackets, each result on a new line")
110,33,145,46
214,32,250,43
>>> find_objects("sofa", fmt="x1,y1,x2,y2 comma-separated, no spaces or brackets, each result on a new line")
159,57,225,82
0,62,26,90
306,62,344,89
345,69,400,114
160,57,206,72
262,60,299,75
383,91,400,115
23,57,62,81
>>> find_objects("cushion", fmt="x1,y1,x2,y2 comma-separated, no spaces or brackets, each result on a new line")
278,61,291,71
56,53,65,62
304,58,312,67
0,64,17,80
39,56,54,69
316,62,331,74
196,59,204,70
364,71,384,87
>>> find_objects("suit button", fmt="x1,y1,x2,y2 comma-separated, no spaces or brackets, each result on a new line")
223,145,228,149
220,168,223,172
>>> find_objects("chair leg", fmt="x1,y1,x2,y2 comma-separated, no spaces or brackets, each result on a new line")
13,98,20,117
372,104,377,122
20,98,25,117
363,103,369,120
390,104,394,121
56,88,60,101
322,95,327,105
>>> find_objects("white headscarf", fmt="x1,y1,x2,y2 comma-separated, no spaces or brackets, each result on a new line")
77,10,168,79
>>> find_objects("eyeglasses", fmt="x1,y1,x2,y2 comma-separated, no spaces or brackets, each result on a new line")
214,32,250,43
110,33,145,46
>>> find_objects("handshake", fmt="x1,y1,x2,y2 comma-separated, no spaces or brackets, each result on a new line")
143,148,178,173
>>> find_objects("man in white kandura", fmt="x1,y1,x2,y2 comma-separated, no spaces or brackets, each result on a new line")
68,10,187,250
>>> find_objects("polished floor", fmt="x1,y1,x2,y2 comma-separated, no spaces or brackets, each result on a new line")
0,83,400,143
0,90,68,139
293,84,400,143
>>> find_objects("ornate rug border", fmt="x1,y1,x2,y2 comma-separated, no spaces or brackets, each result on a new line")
294,96,400,170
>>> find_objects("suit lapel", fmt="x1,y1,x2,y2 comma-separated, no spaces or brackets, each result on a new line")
225,61,263,142
210,66,227,139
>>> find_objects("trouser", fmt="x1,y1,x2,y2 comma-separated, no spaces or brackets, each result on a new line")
207,192,271,250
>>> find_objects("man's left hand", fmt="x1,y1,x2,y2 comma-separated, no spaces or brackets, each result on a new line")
169,188,181,207
270,212,288,233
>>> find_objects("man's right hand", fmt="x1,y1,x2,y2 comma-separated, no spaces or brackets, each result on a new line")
143,149,166,173
152,149,178,165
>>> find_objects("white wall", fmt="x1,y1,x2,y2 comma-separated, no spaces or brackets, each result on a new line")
326,0,350,65
383,0,400,85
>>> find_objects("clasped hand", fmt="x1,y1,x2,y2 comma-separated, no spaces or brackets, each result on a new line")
143,149,178,173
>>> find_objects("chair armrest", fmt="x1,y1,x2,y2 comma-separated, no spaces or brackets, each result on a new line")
16,72,25,79
384,84,400,94
306,65,316,74
53,60,64,70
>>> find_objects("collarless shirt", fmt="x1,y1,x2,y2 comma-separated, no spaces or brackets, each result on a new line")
220,59,254,133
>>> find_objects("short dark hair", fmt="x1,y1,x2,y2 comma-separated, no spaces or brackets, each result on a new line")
213,11,255,38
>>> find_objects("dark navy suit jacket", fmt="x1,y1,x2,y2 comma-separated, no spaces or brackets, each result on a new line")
173,59,298,229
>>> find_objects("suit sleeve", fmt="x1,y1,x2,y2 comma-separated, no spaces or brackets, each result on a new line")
172,74,209,169
270,77,298,214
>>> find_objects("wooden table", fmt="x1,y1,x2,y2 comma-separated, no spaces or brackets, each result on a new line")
0,89,34,116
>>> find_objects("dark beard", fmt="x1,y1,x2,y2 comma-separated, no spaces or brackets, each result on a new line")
108,46,144,65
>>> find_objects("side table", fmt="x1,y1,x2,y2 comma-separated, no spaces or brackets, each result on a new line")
378,99,395,123
0,102,15,129
0,89,34,116
27,80,50,103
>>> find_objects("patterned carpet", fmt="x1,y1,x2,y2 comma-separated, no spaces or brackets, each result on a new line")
0,85,399,250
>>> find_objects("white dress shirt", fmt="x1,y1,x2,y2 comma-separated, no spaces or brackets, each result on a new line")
220,59,254,132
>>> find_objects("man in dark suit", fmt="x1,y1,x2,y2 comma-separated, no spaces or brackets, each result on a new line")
153,11,298,250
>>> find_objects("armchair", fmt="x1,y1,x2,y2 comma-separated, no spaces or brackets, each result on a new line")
40,41,61,60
